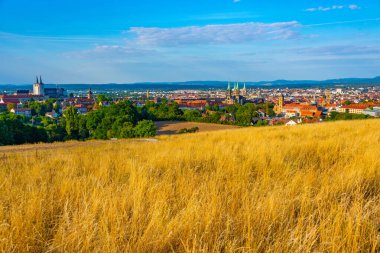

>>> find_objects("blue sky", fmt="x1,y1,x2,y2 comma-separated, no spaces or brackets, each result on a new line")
0,0,380,84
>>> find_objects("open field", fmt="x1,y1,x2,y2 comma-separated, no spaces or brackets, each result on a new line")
155,121,239,135
0,120,380,252
0,139,158,154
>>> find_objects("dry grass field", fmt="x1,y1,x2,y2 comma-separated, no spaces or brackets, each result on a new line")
0,119,379,252
155,121,239,135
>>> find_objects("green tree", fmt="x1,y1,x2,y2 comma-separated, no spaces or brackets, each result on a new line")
133,120,156,137
45,124,66,142
119,122,135,138
343,101,352,105
0,113,49,146
78,116,89,140
183,110,202,121
63,107,80,139
97,94,111,103
235,104,255,125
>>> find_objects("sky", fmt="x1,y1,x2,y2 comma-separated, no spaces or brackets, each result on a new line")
0,0,380,84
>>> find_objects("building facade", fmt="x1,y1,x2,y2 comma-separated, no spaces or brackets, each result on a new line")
33,76,44,96
224,82,247,105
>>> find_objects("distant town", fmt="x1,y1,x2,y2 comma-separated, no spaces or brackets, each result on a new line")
0,76,380,146
1,77,379,122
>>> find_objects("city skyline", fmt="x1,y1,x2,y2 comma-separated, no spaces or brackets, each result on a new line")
1,0,380,83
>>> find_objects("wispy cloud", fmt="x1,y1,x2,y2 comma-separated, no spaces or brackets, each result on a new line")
0,31,119,43
303,18,380,27
306,4,360,12
348,4,360,10
297,45,380,55
233,0,241,3
64,45,157,59
126,21,301,46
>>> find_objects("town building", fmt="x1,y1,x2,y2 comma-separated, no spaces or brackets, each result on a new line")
33,76,67,98
273,94,322,118
363,107,380,117
33,76,45,95
87,88,94,99
0,94,45,106
10,108,32,117
273,94,284,115
338,104,370,114
224,82,247,105
285,120,297,126
45,110,59,119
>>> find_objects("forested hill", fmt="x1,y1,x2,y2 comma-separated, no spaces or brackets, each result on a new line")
1,76,380,90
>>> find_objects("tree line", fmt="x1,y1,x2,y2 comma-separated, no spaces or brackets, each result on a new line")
0,99,276,146
0,100,157,146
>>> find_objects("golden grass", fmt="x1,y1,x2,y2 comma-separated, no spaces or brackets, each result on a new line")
0,120,379,252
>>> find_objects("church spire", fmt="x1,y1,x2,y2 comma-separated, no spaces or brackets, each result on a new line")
39,76,43,84
244,82,246,89
236,82,239,90
36,76,39,84
227,82,230,90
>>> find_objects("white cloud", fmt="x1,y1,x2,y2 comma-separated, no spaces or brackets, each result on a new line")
233,0,241,3
349,4,360,10
64,45,157,59
126,21,301,46
306,4,359,12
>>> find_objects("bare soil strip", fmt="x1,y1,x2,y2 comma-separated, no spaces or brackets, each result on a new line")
155,121,239,135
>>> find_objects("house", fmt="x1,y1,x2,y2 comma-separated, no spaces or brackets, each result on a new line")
282,103,322,118
257,109,267,117
300,110,322,118
74,104,88,114
10,108,32,117
45,110,59,119
99,101,111,107
338,104,369,114
363,107,380,117
285,110,298,118
285,120,297,126
323,104,337,112
0,94,44,104
0,104,7,112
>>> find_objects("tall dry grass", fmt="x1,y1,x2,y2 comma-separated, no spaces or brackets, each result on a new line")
0,120,379,252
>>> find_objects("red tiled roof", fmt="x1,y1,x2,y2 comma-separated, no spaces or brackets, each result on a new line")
12,108,31,112
341,104,369,110
324,104,337,108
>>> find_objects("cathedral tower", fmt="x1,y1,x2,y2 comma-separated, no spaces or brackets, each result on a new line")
274,93,284,115
146,90,150,100
325,90,332,104
242,82,247,97
33,76,45,95
87,88,93,99
233,82,240,99
226,82,232,100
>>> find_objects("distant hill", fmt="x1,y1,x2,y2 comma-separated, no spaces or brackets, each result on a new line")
1,76,380,91
253,76,380,87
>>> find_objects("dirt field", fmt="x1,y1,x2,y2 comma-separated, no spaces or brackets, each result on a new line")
155,121,239,135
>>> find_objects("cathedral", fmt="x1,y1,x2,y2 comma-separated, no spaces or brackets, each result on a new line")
32,76,66,98
224,82,247,105
33,76,45,96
